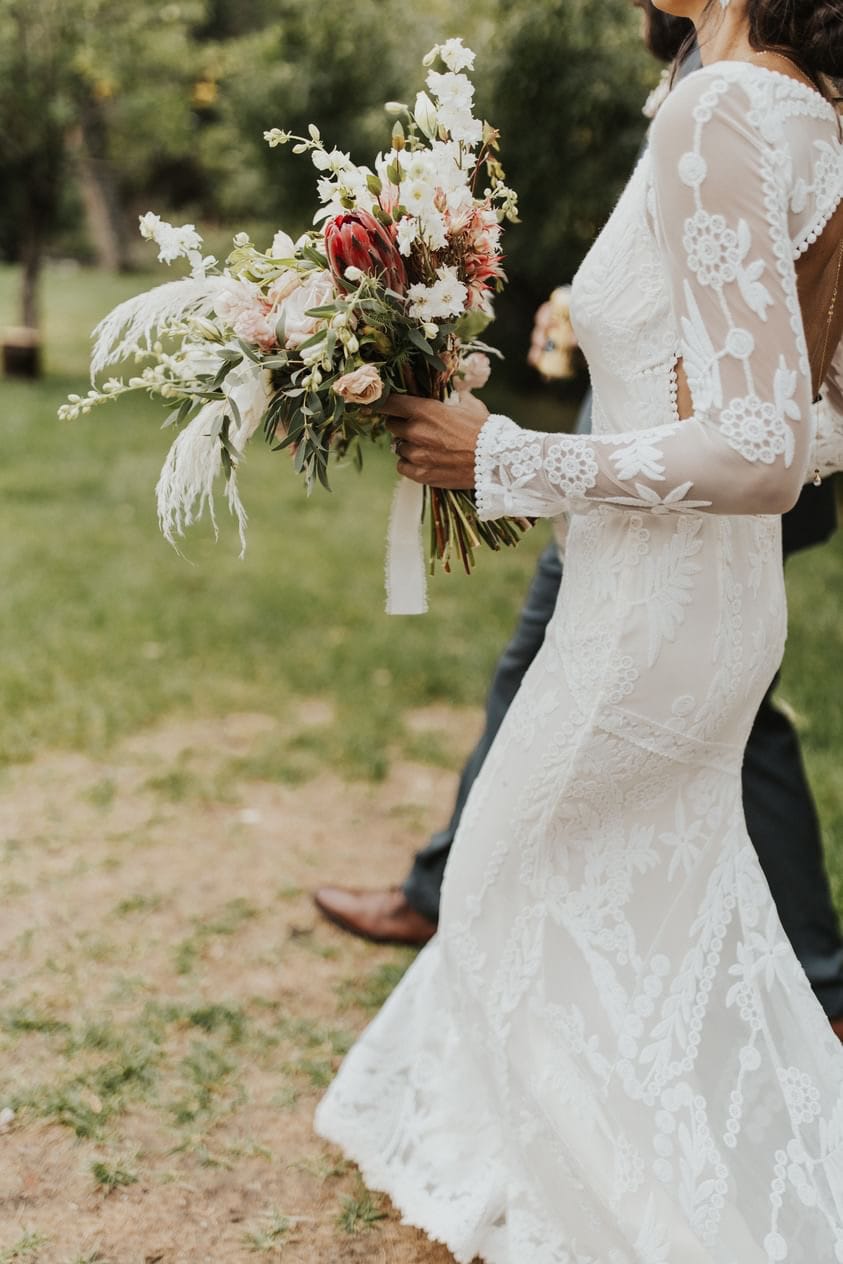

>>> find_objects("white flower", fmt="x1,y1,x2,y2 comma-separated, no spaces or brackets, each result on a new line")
232,231,250,248
138,213,203,265
406,283,436,321
417,207,448,251
431,264,468,318
414,91,439,140
426,38,476,74
427,70,474,111
312,147,352,174
270,230,296,259
403,179,436,215
395,217,419,257
426,70,483,145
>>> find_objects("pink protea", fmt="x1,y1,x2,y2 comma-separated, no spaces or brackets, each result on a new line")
324,210,407,294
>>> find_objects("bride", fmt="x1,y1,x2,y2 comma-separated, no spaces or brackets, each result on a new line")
315,1,843,1260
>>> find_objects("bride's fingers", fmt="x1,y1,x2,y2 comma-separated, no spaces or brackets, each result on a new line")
395,457,427,483
386,418,431,444
379,392,421,418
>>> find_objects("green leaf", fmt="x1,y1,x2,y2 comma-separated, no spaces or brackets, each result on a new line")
301,244,329,268
406,326,433,355
453,310,494,341
295,329,328,353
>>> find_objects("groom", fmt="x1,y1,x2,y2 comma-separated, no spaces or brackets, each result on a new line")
314,2,843,1032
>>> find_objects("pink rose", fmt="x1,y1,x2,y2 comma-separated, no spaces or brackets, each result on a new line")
457,351,491,392
332,364,384,406
280,271,335,348
267,269,301,305
232,307,277,352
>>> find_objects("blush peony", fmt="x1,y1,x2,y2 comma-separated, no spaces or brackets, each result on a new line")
280,271,335,348
457,351,491,391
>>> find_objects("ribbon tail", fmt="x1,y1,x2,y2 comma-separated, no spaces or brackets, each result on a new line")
385,476,428,615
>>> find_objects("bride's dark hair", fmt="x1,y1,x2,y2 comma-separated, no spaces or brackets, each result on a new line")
681,0,843,90
748,0,843,82
641,4,693,63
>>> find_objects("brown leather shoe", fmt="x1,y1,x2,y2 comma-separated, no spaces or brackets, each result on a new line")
313,885,437,946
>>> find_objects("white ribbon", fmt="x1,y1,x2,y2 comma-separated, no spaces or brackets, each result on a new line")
385,476,428,615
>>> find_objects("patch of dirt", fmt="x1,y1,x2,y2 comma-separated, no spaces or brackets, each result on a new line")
0,706,482,1264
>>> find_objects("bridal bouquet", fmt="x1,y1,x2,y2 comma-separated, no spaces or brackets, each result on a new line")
59,38,523,612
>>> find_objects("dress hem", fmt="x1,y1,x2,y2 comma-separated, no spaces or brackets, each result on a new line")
314,1105,496,1264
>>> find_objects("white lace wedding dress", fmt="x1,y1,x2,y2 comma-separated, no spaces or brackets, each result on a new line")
316,63,843,1263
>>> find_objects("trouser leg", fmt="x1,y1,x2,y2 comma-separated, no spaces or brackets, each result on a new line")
742,673,843,1020
402,541,564,923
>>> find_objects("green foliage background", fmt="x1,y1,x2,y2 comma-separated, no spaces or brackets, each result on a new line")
0,0,657,376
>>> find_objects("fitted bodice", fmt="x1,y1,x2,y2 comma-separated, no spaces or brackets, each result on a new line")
570,156,680,437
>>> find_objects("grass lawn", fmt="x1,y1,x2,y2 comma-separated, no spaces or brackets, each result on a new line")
0,262,841,1262
0,263,556,779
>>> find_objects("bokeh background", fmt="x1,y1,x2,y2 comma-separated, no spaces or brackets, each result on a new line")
0,2,841,1261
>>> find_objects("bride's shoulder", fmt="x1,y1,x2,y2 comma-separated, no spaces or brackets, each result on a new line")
650,63,761,149
651,60,836,153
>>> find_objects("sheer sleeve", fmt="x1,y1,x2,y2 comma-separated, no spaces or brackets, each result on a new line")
475,71,815,521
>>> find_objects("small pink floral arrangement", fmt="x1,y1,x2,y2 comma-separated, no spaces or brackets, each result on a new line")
60,39,523,611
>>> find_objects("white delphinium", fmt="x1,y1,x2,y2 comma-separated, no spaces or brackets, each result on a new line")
425,70,482,146
311,147,353,174
263,128,292,147
423,38,476,74
138,213,216,278
395,217,419,257
314,164,377,220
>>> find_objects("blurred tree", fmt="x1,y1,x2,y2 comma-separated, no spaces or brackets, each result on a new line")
0,0,73,333
192,0,493,237
0,0,204,345
480,0,660,383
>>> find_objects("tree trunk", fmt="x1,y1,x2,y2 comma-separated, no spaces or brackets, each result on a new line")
20,227,42,330
73,98,130,273
2,225,43,379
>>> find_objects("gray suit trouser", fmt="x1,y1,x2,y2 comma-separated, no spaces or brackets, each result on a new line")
402,449,843,1022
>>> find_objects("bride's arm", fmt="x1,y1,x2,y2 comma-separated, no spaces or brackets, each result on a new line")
386,72,818,519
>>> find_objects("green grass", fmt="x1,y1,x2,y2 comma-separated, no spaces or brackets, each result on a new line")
337,1183,388,1233
0,263,549,778
90,1160,138,1191
0,261,841,871
0,1232,48,1263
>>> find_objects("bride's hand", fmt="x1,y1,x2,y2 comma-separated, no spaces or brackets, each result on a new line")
379,392,490,488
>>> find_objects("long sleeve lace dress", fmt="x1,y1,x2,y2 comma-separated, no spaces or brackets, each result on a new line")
316,62,843,1264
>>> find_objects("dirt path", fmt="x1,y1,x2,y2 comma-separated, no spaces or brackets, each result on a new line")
0,705,483,1264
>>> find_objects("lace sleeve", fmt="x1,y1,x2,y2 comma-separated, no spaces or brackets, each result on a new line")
475,70,815,522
